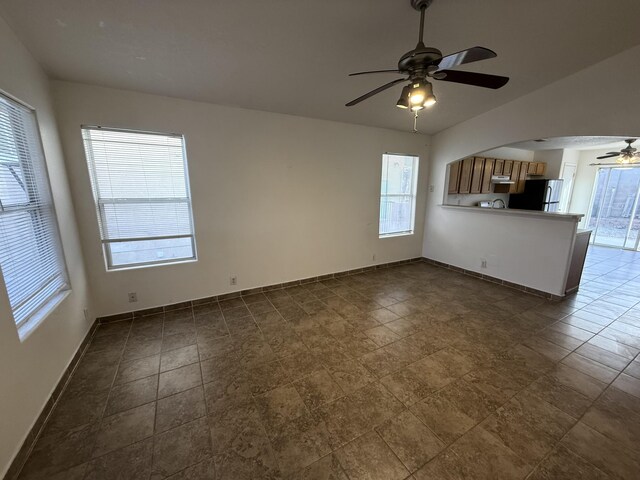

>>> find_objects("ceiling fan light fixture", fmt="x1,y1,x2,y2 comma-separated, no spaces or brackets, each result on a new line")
409,81,426,106
617,154,637,165
423,95,437,107
396,86,410,109
422,82,436,107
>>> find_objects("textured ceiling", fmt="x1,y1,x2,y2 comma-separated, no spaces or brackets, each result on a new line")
509,136,637,152
1,0,639,134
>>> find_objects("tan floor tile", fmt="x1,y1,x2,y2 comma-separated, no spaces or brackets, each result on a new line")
527,444,611,480
612,373,640,398
481,392,575,463
335,431,409,480
255,385,307,434
294,369,344,410
562,422,640,480
376,410,445,472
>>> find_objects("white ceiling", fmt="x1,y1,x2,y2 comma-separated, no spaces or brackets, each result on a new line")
1,0,639,134
509,136,637,152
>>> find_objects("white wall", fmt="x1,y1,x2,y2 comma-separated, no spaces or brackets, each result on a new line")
52,81,430,317
422,44,640,293
0,18,93,478
570,149,606,227
479,147,535,163
437,208,577,294
533,149,565,177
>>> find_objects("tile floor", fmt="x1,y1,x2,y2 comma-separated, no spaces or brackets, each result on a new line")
15,246,640,479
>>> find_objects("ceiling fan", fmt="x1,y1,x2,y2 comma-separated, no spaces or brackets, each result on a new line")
345,0,509,112
595,139,639,164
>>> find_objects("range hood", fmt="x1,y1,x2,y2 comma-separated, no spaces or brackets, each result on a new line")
491,175,515,185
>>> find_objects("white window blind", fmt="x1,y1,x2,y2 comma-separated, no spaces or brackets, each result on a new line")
379,153,419,237
0,92,69,329
81,127,196,269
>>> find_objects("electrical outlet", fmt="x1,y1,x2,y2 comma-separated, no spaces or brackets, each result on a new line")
428,184,434,193
128,292,138,303
372,254,376,261
83,308,90,322
230,276,237,286
481,258,487,269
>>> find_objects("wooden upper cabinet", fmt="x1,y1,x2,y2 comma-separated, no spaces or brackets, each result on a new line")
508,161,521,194
448,157,544,195
517,161,529,193
448,161,461,194
469,157,485,194
481,158,495,193
493,159,504,175
458,157,473,194
503,160,513,176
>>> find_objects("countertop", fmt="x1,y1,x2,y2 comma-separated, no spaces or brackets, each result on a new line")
440,204,584,221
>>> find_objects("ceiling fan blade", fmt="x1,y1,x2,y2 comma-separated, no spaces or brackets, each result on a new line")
436,46,497,71
435,70,509,89
597,153,621,159
345,78,406,106
349,69,401,77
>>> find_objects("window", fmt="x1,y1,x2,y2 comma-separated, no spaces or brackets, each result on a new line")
81,127,196,269
379,153,419,237
0,92,69,331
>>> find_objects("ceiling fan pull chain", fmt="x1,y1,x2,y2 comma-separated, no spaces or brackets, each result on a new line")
413,110,419,133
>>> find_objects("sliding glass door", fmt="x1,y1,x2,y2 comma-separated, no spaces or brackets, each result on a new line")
586,166,640,250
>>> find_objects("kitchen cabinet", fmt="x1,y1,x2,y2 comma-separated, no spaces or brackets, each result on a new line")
469,157,485,194
448,161,461,194
517,161,529,193
527,162,547,175
481,158,494,194
447,157,548,195
458,157,473,194
508,161,521,194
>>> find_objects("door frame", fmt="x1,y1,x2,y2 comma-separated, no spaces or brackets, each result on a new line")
586,165,640,251
558,162,577,212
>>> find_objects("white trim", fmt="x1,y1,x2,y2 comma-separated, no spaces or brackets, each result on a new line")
18,289,70,342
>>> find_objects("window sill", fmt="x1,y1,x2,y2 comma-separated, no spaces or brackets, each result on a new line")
18,289,71,342
379,231,415,239
106,257,197,272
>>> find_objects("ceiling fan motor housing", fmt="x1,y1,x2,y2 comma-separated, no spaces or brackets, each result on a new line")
398,46,442,75
411,0,434,11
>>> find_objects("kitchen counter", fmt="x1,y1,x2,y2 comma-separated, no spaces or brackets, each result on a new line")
440,204,584,221
435,204,589,297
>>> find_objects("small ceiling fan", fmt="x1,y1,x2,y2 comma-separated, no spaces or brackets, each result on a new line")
345,0,509,112
596,139,638,164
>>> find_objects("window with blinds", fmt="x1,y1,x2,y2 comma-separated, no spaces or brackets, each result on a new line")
0,92,69,330
379,153,419,237
81,127,196,269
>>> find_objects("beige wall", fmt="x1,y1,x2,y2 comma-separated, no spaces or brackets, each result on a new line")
0,18,93,477
570,149,607,228
422,45,640,293
52,81,430,317
533,149,565,178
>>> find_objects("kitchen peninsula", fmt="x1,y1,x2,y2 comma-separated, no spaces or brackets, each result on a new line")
436,203,590,298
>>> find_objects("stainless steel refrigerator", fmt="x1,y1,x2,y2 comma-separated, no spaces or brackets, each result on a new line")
509,179,563,212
